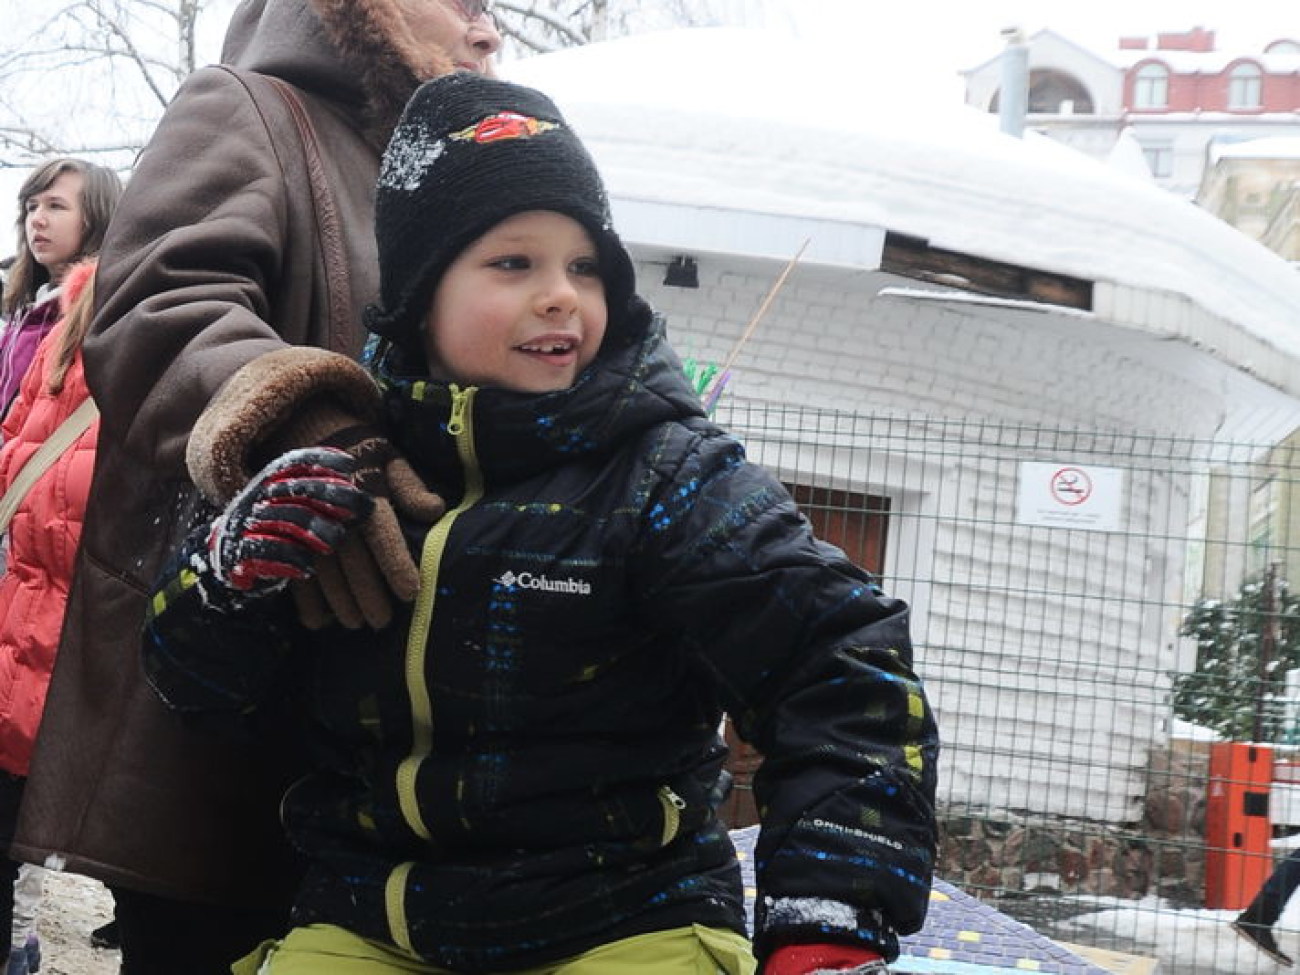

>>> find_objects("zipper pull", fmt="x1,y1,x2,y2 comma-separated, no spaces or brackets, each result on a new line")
447,385,469,437
658,785,687,847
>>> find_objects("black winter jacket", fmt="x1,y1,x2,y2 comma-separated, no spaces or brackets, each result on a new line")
143,301,939,972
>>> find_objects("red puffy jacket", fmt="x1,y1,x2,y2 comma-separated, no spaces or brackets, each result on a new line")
0,262,98,776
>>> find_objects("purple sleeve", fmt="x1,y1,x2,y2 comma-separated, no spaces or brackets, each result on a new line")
0,297,61,417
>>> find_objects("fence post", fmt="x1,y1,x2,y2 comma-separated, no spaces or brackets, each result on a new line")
1255,561,1280,742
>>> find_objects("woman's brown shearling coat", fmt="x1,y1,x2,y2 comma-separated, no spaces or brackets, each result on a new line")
13,0,451,907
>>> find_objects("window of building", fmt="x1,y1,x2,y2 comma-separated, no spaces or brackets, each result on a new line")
1027,70,1095,114
1228,62,1263,110
784,484,891,580
987,70,1095,116
1134,63,1169,109
1141,143,1174,178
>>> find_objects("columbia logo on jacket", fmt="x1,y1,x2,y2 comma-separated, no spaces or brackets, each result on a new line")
494,570,592,596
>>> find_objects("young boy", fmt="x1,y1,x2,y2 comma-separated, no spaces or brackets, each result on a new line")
143,74,938,975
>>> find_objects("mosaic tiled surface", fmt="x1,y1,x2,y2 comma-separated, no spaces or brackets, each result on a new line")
731,827,1113,974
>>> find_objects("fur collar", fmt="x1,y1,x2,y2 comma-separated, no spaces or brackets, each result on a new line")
309,0,454,147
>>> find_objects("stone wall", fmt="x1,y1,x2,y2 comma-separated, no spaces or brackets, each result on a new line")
936,739,1212,906
720,730,1224,907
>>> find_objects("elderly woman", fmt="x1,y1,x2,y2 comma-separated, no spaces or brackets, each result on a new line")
13,2,500,973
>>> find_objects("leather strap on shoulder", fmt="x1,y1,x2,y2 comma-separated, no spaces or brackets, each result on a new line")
215,66,354,356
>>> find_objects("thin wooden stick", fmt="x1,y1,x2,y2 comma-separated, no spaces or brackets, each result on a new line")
718,237,810,377
702,238,811,408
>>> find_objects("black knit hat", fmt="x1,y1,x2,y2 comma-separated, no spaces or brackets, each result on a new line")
365,73,637,359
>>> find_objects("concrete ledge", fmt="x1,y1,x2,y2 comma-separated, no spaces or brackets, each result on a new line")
1057,940,1161,974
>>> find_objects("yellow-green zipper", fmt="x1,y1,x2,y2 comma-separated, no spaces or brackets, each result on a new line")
388,385,483,949
658,785,687,846
385,862,416,953
394,385,482,839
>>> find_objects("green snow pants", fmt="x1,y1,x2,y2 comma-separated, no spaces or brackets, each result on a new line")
231,922,757,975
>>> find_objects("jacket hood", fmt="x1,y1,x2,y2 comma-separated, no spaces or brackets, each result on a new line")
59,260,97,316
221,0,454,145
375,301,709,488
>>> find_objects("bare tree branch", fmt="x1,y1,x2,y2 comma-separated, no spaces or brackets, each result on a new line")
496,1,589,49
70,0,180,105
0,0,234,167
492,0,729,57
0,0,737,169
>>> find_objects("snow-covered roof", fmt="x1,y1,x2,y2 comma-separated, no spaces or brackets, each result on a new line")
1114,48,1300,73
962,30,1300,77
1106,128,1156,181
505,28,1300,394
960,28,1116,77
1212,136,1300,161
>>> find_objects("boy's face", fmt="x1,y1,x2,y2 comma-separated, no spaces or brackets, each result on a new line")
422,210,608,393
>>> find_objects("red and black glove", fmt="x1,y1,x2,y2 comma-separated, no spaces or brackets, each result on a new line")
207,447,374,594
763,944,888,975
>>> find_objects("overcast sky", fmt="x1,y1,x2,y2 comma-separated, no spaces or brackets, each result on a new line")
766,0,1300,102
2,0,1298,248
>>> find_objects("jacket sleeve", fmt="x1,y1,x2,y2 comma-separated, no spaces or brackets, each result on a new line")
1,259,97,468
631,425,939,963
82,66,299,478
0,340,46,465
142,522,300,735
0,331,55,483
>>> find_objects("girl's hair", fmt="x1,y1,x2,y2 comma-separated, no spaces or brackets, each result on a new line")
45,264,96,395
2,158,123,318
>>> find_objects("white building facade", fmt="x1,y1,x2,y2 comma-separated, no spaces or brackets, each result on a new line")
509,29,1300,825
963,28,1300,199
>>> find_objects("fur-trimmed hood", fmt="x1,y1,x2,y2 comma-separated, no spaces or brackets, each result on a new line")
59,259,97,317
222,0,454,146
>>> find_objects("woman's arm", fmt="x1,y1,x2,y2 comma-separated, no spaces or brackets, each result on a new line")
83,66,297,476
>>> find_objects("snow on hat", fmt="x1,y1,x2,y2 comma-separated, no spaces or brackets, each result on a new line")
364,73,637,358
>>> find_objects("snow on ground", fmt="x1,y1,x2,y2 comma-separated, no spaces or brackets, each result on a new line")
30,871,115,975
1037,890,1300,974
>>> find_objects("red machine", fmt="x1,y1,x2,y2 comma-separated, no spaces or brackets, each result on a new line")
1205,742,1274,909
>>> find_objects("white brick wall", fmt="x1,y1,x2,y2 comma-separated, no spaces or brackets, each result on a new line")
638,255,1233,436
632,250,1259,823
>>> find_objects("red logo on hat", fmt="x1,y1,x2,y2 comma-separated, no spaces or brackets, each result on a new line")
451,112,559,145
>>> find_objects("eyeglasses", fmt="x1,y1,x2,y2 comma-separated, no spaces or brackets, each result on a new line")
448,0,493,20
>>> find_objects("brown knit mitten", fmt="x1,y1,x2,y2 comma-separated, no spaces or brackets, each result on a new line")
313,420,446,628
255,404,445,630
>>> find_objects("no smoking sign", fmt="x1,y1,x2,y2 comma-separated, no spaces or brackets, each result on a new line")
1049,467,1092,507
1017,462,1123,531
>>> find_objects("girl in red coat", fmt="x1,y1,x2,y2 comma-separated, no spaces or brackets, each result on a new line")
0,160,120,972
0,259,103,972
0,159,120,420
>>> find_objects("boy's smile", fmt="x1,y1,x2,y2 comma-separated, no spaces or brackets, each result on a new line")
422,210,609,393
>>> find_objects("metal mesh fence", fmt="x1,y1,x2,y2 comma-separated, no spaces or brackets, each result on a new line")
714,398,1300,969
